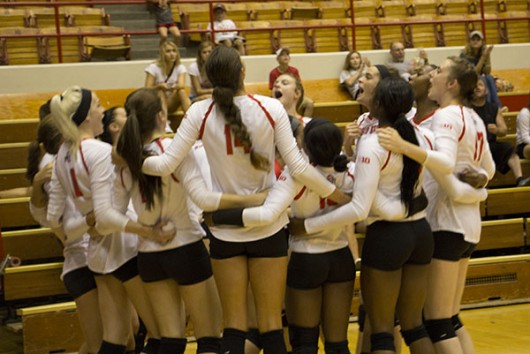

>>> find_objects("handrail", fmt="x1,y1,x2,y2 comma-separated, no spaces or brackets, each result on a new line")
0,0,528,62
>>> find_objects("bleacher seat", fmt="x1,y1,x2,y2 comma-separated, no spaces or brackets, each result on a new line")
64,7,109,27
224,3,251,22
307,19,349,53
270,20,309,54
40,26,82,63
405,0,438,16
286,3,321,20
437,14,476,47
27,7,69,28
340,17,374,50
404,15,441,48
0,8,31,28
178,3,210,43
316,1,348,19
376,0,407,18
372,16,406,49
0,27,45,65
238,21,274,55
247,2,286,21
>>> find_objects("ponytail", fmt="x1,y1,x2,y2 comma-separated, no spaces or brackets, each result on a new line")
26,141,42,183
118,88,163,210
50,86,87,158
207,46,270,171
393,114,420,214
26,115,62,182
373,77,420,215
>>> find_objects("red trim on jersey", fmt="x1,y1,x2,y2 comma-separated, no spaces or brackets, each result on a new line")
198,101,216,140
154,138,179,183
413,111,435,125
381,151,392,171
293,186,306,201
424,135,433,150
79,144,89,175
347,170,355,182
70,168,83,197
248,95,275,128
458,106,466,142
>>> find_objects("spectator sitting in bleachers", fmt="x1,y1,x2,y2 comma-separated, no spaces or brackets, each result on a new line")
339,50,370,100
461,30,502,108
269,47,314,117
145,40,191,130
472,78,530,186
207,4,245,55
188,40,214,102
516,98,530,159
147,0,181,46
386,42,429,81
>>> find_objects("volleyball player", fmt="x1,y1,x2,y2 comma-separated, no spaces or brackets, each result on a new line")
46,86,170,354
378,57,496,354
139,46,350,354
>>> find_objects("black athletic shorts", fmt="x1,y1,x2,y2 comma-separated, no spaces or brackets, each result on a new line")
362,218,433,271
209,228,289,259
489,141,515,174
92,256,139,282
138,240,212,285
287,246,356,289
517,143,527,159
432,231,476,261
63,266,97,299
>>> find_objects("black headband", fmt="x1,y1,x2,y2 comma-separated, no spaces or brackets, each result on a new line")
375,65,391,80
71,89,92,126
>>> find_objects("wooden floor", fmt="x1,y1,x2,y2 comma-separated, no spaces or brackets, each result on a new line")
177,303,530,354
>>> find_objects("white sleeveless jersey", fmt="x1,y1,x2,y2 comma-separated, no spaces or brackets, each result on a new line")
47,139,138,274
142,94,336,242
421,105,495,243
114,138,219,252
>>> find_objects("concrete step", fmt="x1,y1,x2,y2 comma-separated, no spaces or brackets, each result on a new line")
110,19,155,30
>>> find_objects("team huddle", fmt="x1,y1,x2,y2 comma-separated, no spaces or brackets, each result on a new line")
28,45,494,354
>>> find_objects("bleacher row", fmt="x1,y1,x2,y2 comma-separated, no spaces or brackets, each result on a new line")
1,0,529,64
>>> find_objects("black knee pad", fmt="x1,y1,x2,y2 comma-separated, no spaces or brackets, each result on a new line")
141,338,160,354
98,340,126,354
288,325,319,353
401,325,429,346
324,340,350,354
197,336,221,353
357,304,366,332
158,337,186,354
221,328,246,354
261,329,288,354
425,318,456,343
370,332,395,352
247,328,263,349
451,314,464,331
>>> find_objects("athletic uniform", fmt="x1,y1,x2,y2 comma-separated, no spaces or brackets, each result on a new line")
109,137,220,285
305,126,434,271
419,105,495,260
516,107,530,158
47,139,138,279
142,94,336,257
30,153,95,299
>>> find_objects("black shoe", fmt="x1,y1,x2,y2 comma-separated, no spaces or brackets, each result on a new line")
517,177,530,187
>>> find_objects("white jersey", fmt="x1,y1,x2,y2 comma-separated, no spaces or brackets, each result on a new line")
47,139,138,274
29,153,90,279
113,138,221,252
142,94,336,242
145,62,187,93
516,107,530,146
421,105,495,243
306,128,431,234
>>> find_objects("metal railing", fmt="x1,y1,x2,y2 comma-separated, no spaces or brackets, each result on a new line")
0,0,528,63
